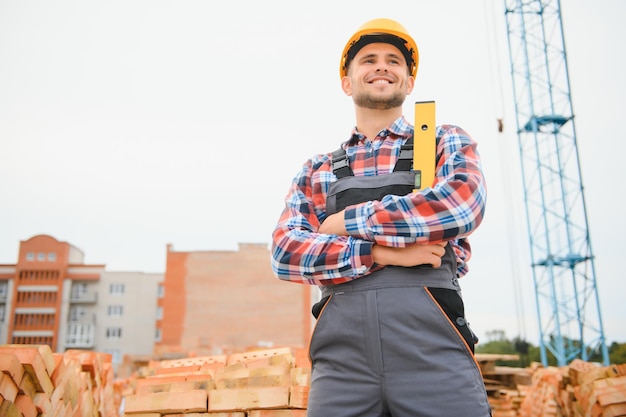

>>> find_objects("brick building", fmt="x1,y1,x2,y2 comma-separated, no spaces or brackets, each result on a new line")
156,243,317,356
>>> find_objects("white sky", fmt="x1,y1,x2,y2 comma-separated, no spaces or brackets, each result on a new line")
1,0,624,346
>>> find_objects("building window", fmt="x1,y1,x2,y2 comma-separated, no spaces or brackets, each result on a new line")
66,323,95,348
0,283,7,298
157,285,165,298
26,252,34,261
106,327,122,339
155,328,162,342
0,306,5,322
48,252,56,261
37,252,46,261
71,283,88,299
107,305,123,317
109,284,125,295
156,306,163,320
104,349,122,364
69,306,88,321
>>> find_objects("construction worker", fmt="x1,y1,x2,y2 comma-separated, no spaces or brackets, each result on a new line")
270,18,491,417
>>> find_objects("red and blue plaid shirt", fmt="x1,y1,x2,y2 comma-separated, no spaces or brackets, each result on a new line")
271,116,487,285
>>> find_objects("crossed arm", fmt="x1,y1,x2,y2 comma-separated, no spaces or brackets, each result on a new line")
319,209,448,268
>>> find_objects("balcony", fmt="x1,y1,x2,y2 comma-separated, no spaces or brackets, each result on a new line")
65,322,95,349
69,292,98,304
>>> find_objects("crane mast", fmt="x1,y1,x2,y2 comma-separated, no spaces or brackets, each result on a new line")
502,0,609,366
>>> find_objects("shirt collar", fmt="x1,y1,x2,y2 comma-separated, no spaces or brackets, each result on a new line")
348,116,414,144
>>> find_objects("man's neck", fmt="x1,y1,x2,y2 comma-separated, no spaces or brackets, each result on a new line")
354,106,403,140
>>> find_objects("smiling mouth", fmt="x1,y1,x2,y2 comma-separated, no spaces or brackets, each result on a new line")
369,79,393,85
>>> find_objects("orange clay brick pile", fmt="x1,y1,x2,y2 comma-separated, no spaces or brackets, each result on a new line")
3,342,626,417
514,359,626,417
0,344,116,417
116,346,310,417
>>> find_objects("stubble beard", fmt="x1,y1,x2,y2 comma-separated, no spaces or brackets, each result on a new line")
353,90,406,110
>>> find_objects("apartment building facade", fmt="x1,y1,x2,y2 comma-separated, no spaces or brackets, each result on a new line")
0,234,163,372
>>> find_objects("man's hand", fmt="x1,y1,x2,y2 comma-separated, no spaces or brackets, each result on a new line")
319,210,447,268
318,210,348,236
373,242,447,268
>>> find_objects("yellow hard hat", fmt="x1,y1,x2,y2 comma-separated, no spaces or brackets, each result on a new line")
339,18,419,79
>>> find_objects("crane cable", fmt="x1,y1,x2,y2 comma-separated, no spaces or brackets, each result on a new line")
483,0,528,342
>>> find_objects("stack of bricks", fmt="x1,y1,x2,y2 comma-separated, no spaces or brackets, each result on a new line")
0,344,117,417
120,346,310,417
568,359,626,417
517,360,626,417
487,387,526,417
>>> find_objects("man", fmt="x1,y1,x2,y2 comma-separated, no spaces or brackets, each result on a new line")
271,18,491,417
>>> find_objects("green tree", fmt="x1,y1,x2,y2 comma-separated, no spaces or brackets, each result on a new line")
609,342,626,364
476,332,531,367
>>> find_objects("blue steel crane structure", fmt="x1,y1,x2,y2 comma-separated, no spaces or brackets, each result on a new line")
502,0,609,366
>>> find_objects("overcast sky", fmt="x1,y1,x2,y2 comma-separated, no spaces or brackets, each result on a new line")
1,0,624,346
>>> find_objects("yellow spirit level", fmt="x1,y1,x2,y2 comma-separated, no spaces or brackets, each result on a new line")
413,101,436,191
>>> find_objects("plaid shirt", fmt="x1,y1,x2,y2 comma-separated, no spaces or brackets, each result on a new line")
271,116,487,285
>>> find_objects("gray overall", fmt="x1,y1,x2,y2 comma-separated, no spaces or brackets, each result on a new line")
306,140,491,417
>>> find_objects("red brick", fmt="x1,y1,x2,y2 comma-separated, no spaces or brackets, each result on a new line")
124,389,208,414
14,394,38,417
18,371,37,398
0,353,25,386
0,345,55,376
0,397,21,417
597,390,626,407
248,410,307,417
0,346,54,395
167,414,244,417
0,373,19,403
135,377,214,395
158,355,227,369
155,364,201,375
208,386,289,411
603,403,626,417
289,385,309,409
32,392,53,415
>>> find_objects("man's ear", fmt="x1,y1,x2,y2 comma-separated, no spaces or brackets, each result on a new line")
406,76,415,95
341,76,353,96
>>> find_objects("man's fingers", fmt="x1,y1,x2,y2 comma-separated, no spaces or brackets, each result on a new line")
430,255,442,268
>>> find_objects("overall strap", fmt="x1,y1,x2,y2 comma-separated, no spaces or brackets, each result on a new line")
393,136,414,172
331,136,415,178
331,147,353,179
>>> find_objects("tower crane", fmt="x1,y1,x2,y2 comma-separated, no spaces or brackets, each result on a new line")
502,0,609,366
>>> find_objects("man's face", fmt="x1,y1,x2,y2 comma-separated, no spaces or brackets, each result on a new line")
342,42,414,110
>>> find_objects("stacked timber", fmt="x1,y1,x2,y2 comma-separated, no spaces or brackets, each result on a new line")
517,359,626,417
120,346,309,416
0,344,117,417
